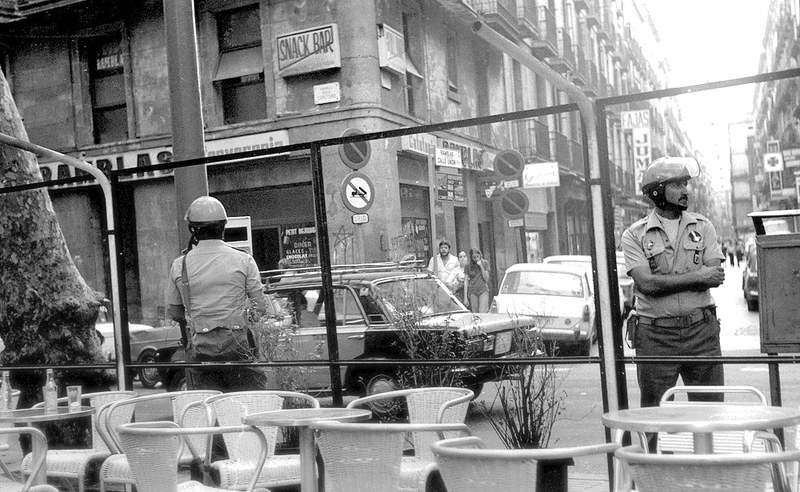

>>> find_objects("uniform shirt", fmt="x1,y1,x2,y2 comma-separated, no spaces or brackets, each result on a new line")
621,210,724,318
166,239,268,333
427,254,460,284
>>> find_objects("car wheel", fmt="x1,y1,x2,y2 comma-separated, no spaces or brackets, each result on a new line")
358,371,404,419
137,350,161,389
747,298,758,312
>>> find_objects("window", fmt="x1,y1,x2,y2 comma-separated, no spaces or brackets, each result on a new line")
445,28,458,94
402,12,424,116
215,5,266,124
89,36,128,144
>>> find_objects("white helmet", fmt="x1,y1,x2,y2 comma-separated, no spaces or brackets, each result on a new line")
184,196,227,224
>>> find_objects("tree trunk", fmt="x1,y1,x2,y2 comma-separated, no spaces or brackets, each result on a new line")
0,68,113,414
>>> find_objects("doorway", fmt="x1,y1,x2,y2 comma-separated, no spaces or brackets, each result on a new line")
252,227,280,271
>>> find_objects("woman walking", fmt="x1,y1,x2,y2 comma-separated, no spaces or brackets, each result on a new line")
465,248,490,313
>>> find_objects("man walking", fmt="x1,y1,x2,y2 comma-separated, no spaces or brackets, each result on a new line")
622,158,726,415
427,240,460,286
166,196,270,391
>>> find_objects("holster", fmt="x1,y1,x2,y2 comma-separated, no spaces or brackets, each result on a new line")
626,312,639,349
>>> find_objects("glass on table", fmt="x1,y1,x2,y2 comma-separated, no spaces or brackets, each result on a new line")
66,385,82,410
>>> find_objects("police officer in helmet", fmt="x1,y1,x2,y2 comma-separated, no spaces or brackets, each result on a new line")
621,158,726,436
166,196,269,391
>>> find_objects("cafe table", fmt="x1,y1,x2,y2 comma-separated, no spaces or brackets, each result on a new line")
0,406,95,485
243,407,371,492
602,404,800,454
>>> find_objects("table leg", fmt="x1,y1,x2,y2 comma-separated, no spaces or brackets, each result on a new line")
694,432,713,454
299,426,317,492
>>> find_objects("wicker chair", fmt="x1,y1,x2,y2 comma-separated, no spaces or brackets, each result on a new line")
431,435,619,492
656,385,769,454
0,426,59,492
201,390,320,490
97,390,221,492
616,444,800,492
0,388,21,480
19,390,137,492
311,421,471,492
117,421,267,492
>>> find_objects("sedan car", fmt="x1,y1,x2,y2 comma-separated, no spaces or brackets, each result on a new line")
543,255,630,316
490,263,595,355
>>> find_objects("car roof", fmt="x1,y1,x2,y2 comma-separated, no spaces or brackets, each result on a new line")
504,263,587,276
543,255,591,264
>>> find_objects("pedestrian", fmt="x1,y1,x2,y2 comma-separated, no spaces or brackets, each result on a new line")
735,240,744,267
427,240,460,286
727,240,735,267
465,248,490,313
166,196,273,392
720,241,728,267
446,250,469,306
621,158,725,447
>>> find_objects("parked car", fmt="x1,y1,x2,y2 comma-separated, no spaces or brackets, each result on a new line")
543,255,629,316
742,245,758,311
157,263,538,396
490,263,596,355
96,308,183,388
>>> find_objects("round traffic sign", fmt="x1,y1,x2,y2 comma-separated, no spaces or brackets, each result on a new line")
341,172,375,213
338,128,371,170
499,189,529,220
493,149,525,179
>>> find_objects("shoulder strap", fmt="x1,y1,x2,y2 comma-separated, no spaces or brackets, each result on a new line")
181,253,191,314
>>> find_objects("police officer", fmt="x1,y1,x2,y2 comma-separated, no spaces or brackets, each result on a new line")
166,196,269,391
622,158,726,414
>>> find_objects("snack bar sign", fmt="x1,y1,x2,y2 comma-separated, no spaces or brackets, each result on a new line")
277,24,341,77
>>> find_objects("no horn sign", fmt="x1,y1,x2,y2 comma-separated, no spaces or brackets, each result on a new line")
341,172,375,213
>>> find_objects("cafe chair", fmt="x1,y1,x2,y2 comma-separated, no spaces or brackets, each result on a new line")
311,421,471,492
657,385,768,454
117,421,267,492
200,390,320,490
431,436,619,492
0,426,59,492
97,390,221,492
615,444,800,492
20,390,137,492
346,387,473,491
0,388,21,480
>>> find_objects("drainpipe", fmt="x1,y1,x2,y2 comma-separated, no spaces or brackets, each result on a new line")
468,20,621,412
0,133,129,390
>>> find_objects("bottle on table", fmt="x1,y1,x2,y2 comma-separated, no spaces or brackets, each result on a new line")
43,368,57,412
0,371,12,412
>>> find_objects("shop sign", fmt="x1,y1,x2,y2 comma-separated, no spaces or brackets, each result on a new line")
522,161,560,188
39,130,290,188
783,147,800,168
435,147,462,168
436,172,464,201
314,82,341,104
764,152,784,172
277,23,341,78
620,110,649,130
400,133,437,157
438,138,488,171
282,225,318,267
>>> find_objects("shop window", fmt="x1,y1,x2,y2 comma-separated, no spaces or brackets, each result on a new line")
214,5,266,124
89,36,128,144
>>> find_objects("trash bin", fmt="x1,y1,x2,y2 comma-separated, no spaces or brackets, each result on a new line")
749,210,800,353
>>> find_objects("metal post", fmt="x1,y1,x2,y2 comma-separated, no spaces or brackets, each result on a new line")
0,133,129,389
163,0,208,249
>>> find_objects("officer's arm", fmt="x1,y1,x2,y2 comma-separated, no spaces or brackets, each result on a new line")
628,264,722,296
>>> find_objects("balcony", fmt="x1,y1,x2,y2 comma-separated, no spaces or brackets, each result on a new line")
531,5,557,59
471,0,520,40
548,28,575,73
572,45,587,85
517,0,539,39
585,0,601,29
517,118,551,162
554,131,577,174
583,60,599,98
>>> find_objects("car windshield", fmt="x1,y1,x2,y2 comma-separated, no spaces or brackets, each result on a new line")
501,271,584,297
373,277,465,317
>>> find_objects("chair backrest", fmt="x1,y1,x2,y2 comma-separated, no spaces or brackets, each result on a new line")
117,421,267,492
205,390,319,462
347,387,473,460
616,445,800,492
312,421,470,492
431,436,619,491
0,426,52,492
658,385,768,454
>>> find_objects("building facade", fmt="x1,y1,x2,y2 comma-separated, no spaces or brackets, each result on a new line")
0,0,688,326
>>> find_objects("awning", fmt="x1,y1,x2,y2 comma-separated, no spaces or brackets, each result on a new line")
213,46,264,82
406,54,423,79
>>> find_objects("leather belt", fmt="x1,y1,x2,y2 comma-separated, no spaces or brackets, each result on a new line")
638,308,710,328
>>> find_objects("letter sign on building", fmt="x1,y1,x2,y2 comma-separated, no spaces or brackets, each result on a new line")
277,24,341,77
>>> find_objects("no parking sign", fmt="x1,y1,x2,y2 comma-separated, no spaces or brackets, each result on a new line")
341,172,374,213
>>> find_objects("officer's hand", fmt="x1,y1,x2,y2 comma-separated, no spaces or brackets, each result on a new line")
697,265,725,288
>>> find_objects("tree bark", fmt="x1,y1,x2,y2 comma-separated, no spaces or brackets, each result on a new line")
0,68,113,413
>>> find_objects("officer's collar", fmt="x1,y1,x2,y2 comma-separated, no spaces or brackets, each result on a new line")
193,239,226,249
645,209,697,231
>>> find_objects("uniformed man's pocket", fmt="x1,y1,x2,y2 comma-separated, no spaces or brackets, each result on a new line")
644,243,666,273
682,237,704,266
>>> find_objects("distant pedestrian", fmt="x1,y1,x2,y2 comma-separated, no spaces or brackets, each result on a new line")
735,240,744,267
726,240,735,267
465,248,490,313
721,241,728,266
427,240,460,286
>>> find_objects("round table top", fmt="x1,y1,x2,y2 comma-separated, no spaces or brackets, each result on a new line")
243,407,371,427
602,404,800,434
0,406,95,424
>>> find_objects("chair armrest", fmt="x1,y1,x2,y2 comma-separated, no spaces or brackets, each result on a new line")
178,399,216,466
436,392,473,424
0,426,48,492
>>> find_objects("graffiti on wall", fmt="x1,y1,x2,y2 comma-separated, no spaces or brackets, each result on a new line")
331,225,355,264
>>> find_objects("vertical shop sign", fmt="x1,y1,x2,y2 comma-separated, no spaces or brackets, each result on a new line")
282,225,318,267
621,110,651,191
